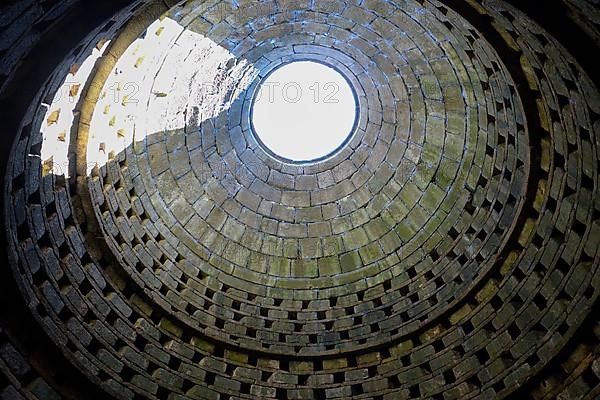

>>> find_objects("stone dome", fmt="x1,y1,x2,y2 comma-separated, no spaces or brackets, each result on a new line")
0,0,599,399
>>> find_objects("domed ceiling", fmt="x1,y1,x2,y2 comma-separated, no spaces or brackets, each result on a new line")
0,0,599,399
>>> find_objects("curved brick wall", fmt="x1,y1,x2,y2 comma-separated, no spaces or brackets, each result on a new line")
1,1,599,399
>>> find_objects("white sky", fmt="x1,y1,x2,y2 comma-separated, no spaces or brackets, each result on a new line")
252,61,356,162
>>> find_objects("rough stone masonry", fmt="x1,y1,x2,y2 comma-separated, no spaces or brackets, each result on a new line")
0,0,599,399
